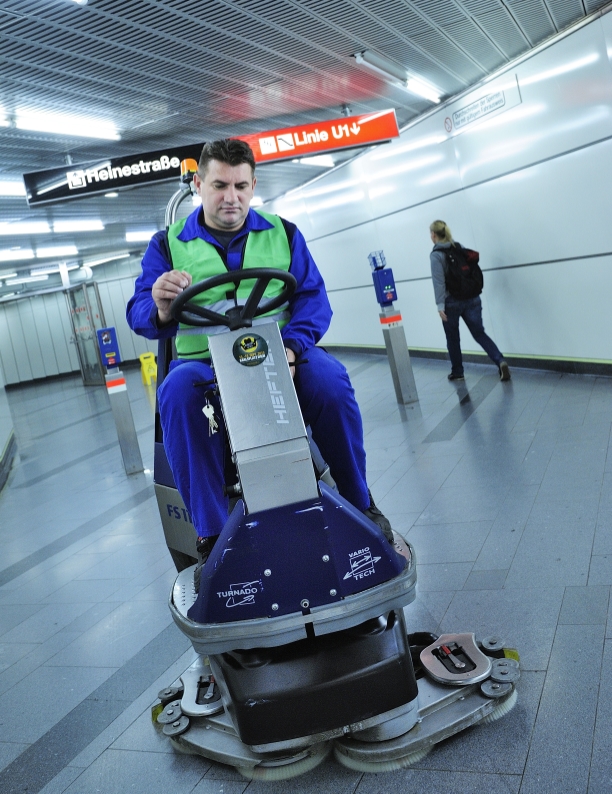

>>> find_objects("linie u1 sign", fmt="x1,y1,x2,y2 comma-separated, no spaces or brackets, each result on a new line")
237,109,399,163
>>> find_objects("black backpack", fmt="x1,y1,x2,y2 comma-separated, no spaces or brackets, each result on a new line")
443,244,483,300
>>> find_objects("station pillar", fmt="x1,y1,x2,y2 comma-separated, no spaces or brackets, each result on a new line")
369,251,419,406
97,328,144,475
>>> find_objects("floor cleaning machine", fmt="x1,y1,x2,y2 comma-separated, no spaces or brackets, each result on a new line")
150,168,519,781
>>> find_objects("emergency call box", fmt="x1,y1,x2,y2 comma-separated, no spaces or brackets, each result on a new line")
96,327,121,368
372,268,397,306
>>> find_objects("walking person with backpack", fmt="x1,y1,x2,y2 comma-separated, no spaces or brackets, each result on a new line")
429,220,510,382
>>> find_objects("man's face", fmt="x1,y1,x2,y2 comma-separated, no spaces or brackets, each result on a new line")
193,160,256,231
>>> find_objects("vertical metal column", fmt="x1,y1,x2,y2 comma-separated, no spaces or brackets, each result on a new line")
369,250,419,406
105,369,144,475
379,305,419,405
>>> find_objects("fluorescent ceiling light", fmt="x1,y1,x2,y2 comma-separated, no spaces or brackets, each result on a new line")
0,221,51,235
86,253,130,267
250,196,264,207
0,249,33,262
6,275,49,285
105,192,119,198
354,51,441,104
36,245,79,258
16,110,120,140
292,155,335,167
0,271,18,278
406,78,442,104
126,230,157,242
31,265,59,275
53,220,104,233
0,181,26,197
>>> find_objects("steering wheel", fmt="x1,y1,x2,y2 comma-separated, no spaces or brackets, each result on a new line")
170,268,297,331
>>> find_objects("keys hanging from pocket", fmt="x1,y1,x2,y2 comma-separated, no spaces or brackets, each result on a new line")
202,402,219,436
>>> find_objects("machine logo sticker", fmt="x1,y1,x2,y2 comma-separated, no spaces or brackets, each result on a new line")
343,547,381,581
232,333,268,366
217,581,259,607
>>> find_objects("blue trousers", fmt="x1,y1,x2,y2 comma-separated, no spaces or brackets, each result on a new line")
157,347,369,538
443,295,503,376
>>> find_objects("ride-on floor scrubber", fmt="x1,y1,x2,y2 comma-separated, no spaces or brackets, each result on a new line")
151,171,519,782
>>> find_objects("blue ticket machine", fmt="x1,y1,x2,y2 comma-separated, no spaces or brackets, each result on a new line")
96,327,122,370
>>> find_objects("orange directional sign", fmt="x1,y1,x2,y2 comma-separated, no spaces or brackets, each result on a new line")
236,109,399,163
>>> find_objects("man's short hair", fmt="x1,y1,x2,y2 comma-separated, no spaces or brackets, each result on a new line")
198,139,256,176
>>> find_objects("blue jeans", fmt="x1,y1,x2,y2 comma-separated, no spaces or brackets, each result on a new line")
443,295,503,375
158,347,369,537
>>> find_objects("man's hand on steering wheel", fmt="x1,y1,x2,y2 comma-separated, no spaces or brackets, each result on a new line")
170,268,297,331
153,270,193,325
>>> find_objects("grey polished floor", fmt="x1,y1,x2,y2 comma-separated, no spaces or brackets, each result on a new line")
0,353,610,794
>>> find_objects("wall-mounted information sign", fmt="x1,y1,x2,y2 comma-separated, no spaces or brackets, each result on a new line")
237,109,399,163
23,143,205,206
443,75,521,137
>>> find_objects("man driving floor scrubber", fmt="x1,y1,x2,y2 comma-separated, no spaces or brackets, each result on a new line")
127,138,393,563
126,139,519,781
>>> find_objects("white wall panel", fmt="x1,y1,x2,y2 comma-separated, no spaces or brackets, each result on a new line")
270,193,314,239
5,302,33,382
48,292,80,372
601,9,612,66
308,224,384,293
18,301,47,380
31,297,60,377
464,136,612,268
482,257,612,361
361,123,461,219
456,22,612,187
303,158,376,237
0,308,19,384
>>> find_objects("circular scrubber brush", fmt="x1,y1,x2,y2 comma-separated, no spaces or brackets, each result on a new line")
481,688,518,725
333,744,430,773
235,742,330,781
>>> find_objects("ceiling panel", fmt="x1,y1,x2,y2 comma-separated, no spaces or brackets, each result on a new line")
0,0,608,296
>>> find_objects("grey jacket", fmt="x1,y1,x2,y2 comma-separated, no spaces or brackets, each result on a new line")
430,241,453,311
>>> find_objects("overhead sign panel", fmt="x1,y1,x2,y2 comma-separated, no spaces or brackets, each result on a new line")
23,143,205,206
237,109,399,163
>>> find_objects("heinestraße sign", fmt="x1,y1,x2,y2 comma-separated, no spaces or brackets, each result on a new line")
23,143,205,206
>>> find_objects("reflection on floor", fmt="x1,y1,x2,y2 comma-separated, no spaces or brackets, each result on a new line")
0,353,610,794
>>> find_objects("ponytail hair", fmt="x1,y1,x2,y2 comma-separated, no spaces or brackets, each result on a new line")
430,220,455,245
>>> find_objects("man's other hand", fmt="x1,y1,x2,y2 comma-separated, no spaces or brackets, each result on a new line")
285,347,296,378
152,271,192,324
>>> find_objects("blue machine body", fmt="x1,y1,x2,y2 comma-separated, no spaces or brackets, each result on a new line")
188,481,406,624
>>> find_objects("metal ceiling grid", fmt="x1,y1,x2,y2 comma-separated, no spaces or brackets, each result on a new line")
0,0,608,292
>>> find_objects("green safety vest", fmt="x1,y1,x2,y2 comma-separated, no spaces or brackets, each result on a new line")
167,210,292,358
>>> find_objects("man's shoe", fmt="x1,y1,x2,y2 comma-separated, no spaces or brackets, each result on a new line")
448,372,465,381
499,361,511,381
363,490,394,544
193,535,218,593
